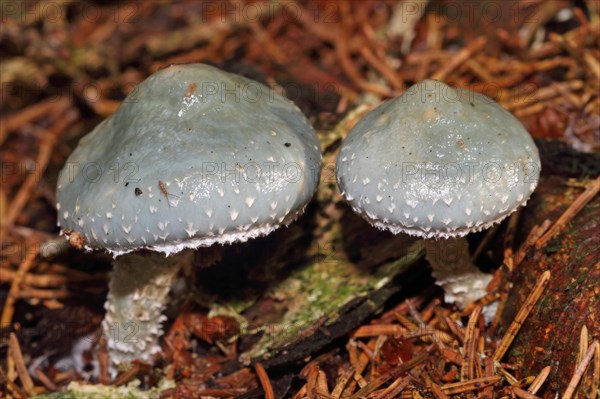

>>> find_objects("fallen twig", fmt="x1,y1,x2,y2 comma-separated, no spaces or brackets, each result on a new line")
8,333,36,397
563,341,598,399
1,250,38,325
350,353,427,399
535,177,600,249
514,219,552,268
254,362,275,399
3,106,77,228
431,36,487,81
493,271,551,361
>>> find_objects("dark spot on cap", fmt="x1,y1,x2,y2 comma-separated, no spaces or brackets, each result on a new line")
135,187,142,196
125,182,129,187
284,142,291,147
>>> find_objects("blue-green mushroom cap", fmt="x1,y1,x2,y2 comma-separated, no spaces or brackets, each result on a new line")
336,80,540,239
57,64,322,256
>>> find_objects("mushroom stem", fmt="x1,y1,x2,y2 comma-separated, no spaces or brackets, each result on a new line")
101,250,191,368
423,237,492,308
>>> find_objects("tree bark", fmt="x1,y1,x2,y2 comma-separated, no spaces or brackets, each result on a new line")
499,173,599,397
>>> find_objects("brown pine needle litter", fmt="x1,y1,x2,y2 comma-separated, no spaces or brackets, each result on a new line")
1,1,599,398
287,275,550,399
1,249,38,325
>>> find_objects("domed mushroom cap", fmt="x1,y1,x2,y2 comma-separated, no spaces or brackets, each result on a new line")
57,64,322,256
336,79,540,239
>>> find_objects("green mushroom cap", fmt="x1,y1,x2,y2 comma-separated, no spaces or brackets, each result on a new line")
336,80,540,239
57,64,322,256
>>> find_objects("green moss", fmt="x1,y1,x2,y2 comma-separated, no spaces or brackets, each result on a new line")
239,241,423,362
32,379,175,399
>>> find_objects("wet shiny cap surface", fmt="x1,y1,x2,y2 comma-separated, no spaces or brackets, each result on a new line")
57,64,322,256
336,79,540,239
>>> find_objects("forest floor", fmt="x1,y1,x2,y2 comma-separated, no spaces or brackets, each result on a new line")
1,1,599,398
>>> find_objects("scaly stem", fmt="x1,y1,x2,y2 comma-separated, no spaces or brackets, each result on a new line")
102,250,191,369
424,237,492,308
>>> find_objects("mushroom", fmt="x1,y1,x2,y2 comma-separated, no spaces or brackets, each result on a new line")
336,79,540,308
56,64,322,367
